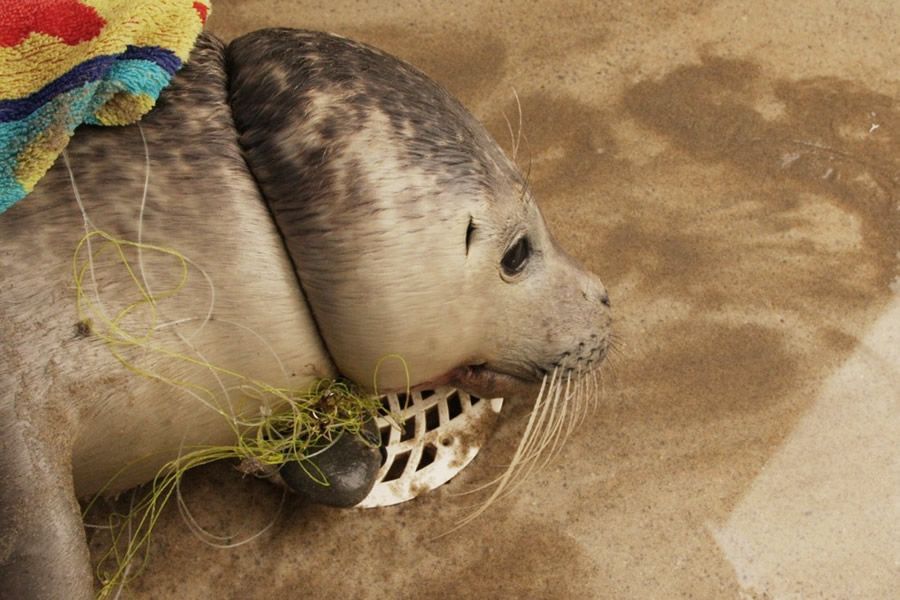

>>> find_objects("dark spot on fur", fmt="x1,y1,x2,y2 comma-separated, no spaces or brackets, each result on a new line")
74,320,92,338
225,28,515,247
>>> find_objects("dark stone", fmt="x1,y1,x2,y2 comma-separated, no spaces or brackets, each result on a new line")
280,419,382,507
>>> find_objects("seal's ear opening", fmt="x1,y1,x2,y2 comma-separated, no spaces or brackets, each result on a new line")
465,216,475,255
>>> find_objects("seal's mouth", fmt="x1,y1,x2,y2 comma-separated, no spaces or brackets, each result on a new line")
423,362,543,400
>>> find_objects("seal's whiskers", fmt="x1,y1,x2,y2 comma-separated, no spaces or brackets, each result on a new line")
451,370,556,498
442,358,610,537
437,371,557,535
501,370,567,499
501,88,525,161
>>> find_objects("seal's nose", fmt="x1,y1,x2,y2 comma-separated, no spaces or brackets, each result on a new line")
582,276,611,310
555,243,610,312
599,288,611,308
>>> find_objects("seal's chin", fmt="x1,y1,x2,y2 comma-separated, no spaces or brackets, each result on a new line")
419,363,543,400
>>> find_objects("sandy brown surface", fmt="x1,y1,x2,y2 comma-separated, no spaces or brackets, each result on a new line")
89,1,899,598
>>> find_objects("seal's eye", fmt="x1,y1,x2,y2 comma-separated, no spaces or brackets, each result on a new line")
501,236,531,276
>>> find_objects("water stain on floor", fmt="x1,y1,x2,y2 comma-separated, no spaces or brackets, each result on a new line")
625,56,899,289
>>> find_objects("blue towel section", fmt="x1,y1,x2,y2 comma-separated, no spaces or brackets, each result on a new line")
0,46,181,123
0,56,173,213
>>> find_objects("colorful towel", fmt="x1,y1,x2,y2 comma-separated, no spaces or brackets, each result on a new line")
0,0,210,214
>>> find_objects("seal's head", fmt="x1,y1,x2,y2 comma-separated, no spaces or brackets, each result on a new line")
227,29,611,399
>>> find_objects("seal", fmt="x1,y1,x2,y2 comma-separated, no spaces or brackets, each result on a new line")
0,30,611,598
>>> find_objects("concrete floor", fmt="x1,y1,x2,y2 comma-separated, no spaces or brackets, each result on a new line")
92,1,899,597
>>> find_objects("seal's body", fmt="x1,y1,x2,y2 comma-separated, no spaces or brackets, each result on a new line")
0,31,610,598
0,36,331,597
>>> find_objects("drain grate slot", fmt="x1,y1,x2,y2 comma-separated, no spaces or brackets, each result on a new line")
417,444,437,470
424,404,440,431
400,415,416,442
383,450,410,482
446,390,463,419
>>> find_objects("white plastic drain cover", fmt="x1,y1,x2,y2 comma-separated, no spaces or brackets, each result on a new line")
358,387,503,508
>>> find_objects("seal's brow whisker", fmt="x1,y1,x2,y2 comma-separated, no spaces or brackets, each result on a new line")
502,110,518,161
513,87,523,161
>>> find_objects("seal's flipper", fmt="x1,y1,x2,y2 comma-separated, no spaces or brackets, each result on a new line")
0,418,93,599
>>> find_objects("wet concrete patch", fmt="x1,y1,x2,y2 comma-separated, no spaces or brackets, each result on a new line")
629,322,798,423
624,56,899,289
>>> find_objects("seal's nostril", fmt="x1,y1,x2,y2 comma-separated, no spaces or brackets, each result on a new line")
584,287,611,308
